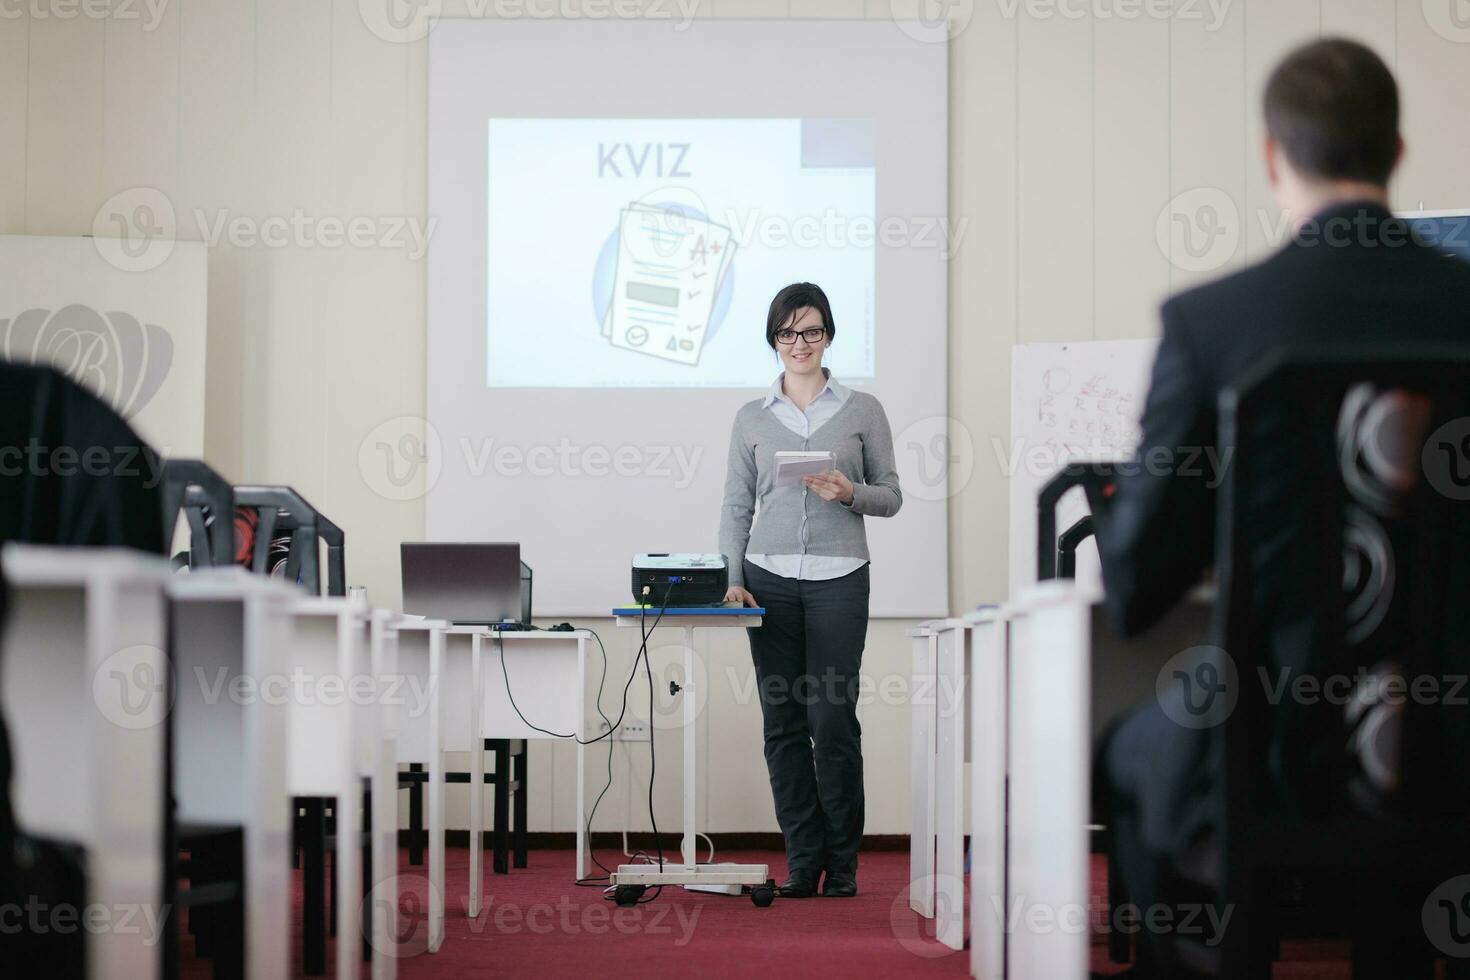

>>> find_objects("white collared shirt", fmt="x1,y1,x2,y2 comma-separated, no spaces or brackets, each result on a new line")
746,369,870,582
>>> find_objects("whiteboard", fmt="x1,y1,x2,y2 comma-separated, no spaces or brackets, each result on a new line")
1008,339,1159,593
0,235,208,458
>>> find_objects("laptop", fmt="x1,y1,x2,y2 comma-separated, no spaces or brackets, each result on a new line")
400,542,530,627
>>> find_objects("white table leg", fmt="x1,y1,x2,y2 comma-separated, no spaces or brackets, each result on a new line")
469,634,483,917
910,630,937,917
576,635,588,881
936,625,967,951
428,631,446,954
1009,597,1089,979
970,614,1008,980
681,625,696,869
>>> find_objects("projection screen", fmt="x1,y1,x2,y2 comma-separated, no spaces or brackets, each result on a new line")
427,19,948,616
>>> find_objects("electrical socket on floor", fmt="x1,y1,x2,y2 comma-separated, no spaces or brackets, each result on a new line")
599,719,651,742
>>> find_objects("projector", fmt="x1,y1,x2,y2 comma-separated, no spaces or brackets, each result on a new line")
631,553,729,606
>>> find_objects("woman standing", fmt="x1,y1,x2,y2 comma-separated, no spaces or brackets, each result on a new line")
718,282,903,898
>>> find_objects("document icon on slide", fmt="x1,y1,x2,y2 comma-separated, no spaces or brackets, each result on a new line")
606,203,735,366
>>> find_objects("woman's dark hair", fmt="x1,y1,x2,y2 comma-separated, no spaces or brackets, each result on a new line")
765,282,836,350
1263,38,1399,186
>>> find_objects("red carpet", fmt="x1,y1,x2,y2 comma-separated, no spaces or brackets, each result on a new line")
179,848,1355,978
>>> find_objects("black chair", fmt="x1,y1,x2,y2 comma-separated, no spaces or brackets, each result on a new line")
1213,351,1470,977
231,487,359,973
1036,462,1133,965
161,459,236,569
400,739,529,874
233,485,345,597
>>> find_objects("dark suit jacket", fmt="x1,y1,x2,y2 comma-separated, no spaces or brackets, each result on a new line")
1096,201,1470,638
0,361,165,845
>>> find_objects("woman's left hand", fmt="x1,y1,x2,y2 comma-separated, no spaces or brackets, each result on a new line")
804,469,855,505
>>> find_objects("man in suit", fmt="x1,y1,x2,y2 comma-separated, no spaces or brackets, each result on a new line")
1091,38,1470,977
0,361,165,971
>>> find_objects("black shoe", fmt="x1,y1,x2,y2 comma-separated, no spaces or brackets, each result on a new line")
777,869,820,898
821,871,857,897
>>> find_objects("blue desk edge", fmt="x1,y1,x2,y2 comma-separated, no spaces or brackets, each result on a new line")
611,606,766,616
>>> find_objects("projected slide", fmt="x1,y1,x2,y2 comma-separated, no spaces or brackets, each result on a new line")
486,118,876,388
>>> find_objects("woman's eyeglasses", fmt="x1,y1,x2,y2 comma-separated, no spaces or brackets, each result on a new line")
774,327,827,345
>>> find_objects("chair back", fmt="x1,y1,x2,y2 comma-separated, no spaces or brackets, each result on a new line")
1215,348,1470,819
161,459,235,568
232,486,346,596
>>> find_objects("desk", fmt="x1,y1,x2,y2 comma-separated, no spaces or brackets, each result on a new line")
283,596,370,980
1006,583,1212,978
389,617,449,954
606,607,773,904
466,627,590,917
966,606,1009,980
0,545,171,980
169,569,296,980
908,617,971,951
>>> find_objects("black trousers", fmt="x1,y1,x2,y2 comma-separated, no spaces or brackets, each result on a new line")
742,559,869,875
1100,693,1219,978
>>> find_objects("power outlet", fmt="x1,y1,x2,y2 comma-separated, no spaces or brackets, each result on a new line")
599,719,651,742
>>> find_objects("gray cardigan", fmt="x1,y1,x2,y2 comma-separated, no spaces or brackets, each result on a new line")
719,391,903,588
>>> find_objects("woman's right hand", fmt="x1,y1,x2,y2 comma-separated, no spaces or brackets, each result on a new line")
725,586,758,608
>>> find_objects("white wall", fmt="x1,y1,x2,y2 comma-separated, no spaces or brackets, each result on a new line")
4,0,1467,835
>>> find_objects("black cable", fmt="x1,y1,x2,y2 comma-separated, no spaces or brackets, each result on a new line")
633,583,675,903
491,591,676,895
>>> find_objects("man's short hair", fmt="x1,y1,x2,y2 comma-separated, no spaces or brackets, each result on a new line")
1263,38,1399,186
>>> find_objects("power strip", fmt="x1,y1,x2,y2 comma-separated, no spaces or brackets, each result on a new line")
682,864,746,896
